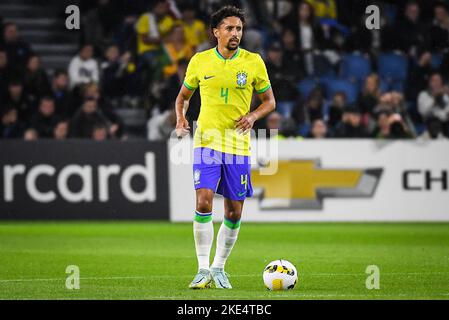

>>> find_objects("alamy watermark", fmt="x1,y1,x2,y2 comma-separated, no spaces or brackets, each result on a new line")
170,123,279,175
65,5,80,30
65,265,80,290
365,265,380,290
64,4,382,30
365,5,381,30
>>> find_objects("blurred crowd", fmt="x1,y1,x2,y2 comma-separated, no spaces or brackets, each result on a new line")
0,0,448,141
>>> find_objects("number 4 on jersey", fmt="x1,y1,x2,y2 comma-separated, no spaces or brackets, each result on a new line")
221,87,229,104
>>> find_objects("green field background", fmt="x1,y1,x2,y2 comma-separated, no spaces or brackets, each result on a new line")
0,222,448,300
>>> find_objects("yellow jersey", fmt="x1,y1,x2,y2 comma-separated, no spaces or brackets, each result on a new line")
183,47,271,156
162,42,194,77
135,14,175,54
182,19,207,48
306,0,337,19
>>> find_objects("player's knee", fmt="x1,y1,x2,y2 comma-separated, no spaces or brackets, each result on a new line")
196,198,213,213
225,210,241,223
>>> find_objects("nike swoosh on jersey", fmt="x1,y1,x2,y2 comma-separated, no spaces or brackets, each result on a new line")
238,191,246,197
204,75,215,80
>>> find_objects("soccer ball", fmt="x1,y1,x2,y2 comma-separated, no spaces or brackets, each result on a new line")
263,259,298,290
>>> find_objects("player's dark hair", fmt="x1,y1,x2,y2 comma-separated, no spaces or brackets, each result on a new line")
376,109,392,119
93,123,107,130
149,0,167,10
53,69,68,78
435,2,449,12
333,91,347,100
178,58,189,68
8,78,22,87
1,105,16,117
3,22,17,30
79,43,94,52
298,1,315,25
210,5,245,30
40,95,55,103
429,71,443,80
179,2,196,12
405,0,419,7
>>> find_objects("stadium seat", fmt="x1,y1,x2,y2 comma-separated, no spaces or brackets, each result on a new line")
390,81,405,92
298,123,311,137
322,101,330,120
318,74,337,94
378,53,408,82
340,53,372,82
431,53,443,69
323,78,358,104
378,53,408,94
384,4,397,24
298,78,318,99
379,79,390,93
318,18,350,36
115,108,147,137
410,53,442,72
276,101,295,118
319,74,337,85
312,54,336,77
414,123,426,136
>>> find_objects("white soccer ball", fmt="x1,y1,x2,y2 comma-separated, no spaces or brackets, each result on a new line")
263,259,298,290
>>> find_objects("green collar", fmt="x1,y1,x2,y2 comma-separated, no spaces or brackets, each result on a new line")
214,46,240,61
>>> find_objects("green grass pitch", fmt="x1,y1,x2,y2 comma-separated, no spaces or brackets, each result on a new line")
0,222,448,300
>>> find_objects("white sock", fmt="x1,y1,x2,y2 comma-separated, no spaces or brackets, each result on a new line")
211,219,240,270
193,211,214,271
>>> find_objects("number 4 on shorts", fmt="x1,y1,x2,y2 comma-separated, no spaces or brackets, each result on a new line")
241,174,248,190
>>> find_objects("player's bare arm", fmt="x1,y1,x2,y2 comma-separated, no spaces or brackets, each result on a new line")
175,85,193,137
235,87,276,133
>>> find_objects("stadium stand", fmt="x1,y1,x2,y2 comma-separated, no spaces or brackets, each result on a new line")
0,0,448,141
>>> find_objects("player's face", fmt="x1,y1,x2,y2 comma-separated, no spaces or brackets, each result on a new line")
214,17,243,51
430,74,443,91
312,120,327,138
4,25,18,42
405,4,419,22
0,51,7,68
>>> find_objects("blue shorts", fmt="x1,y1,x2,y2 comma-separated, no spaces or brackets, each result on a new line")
193,147,253,201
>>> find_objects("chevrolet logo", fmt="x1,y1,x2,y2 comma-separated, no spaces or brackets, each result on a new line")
251,159,383,210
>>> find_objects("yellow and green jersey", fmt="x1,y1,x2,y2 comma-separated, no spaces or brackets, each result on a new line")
183,47,271,156
182,19,207,48
135,14,175,54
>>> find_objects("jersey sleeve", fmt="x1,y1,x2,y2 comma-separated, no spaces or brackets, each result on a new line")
135,14,149,35
254,54,271,94
159,16,175,37
183,54,199,91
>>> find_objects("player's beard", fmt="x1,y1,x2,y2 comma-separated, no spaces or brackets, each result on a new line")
226,38,240,51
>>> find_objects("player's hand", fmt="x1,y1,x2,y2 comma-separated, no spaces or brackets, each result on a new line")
175,117,190,139
235,113,257,135
418,52,431,67
109,123,119,137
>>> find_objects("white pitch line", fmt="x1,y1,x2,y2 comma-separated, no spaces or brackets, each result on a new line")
307,272,449,276
140,293,449,299
0,272,448,283
11,293,449,300
0,276,169,283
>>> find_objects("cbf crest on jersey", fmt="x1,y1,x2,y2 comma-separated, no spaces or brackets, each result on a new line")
194,169,201,185
236,71,248,87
